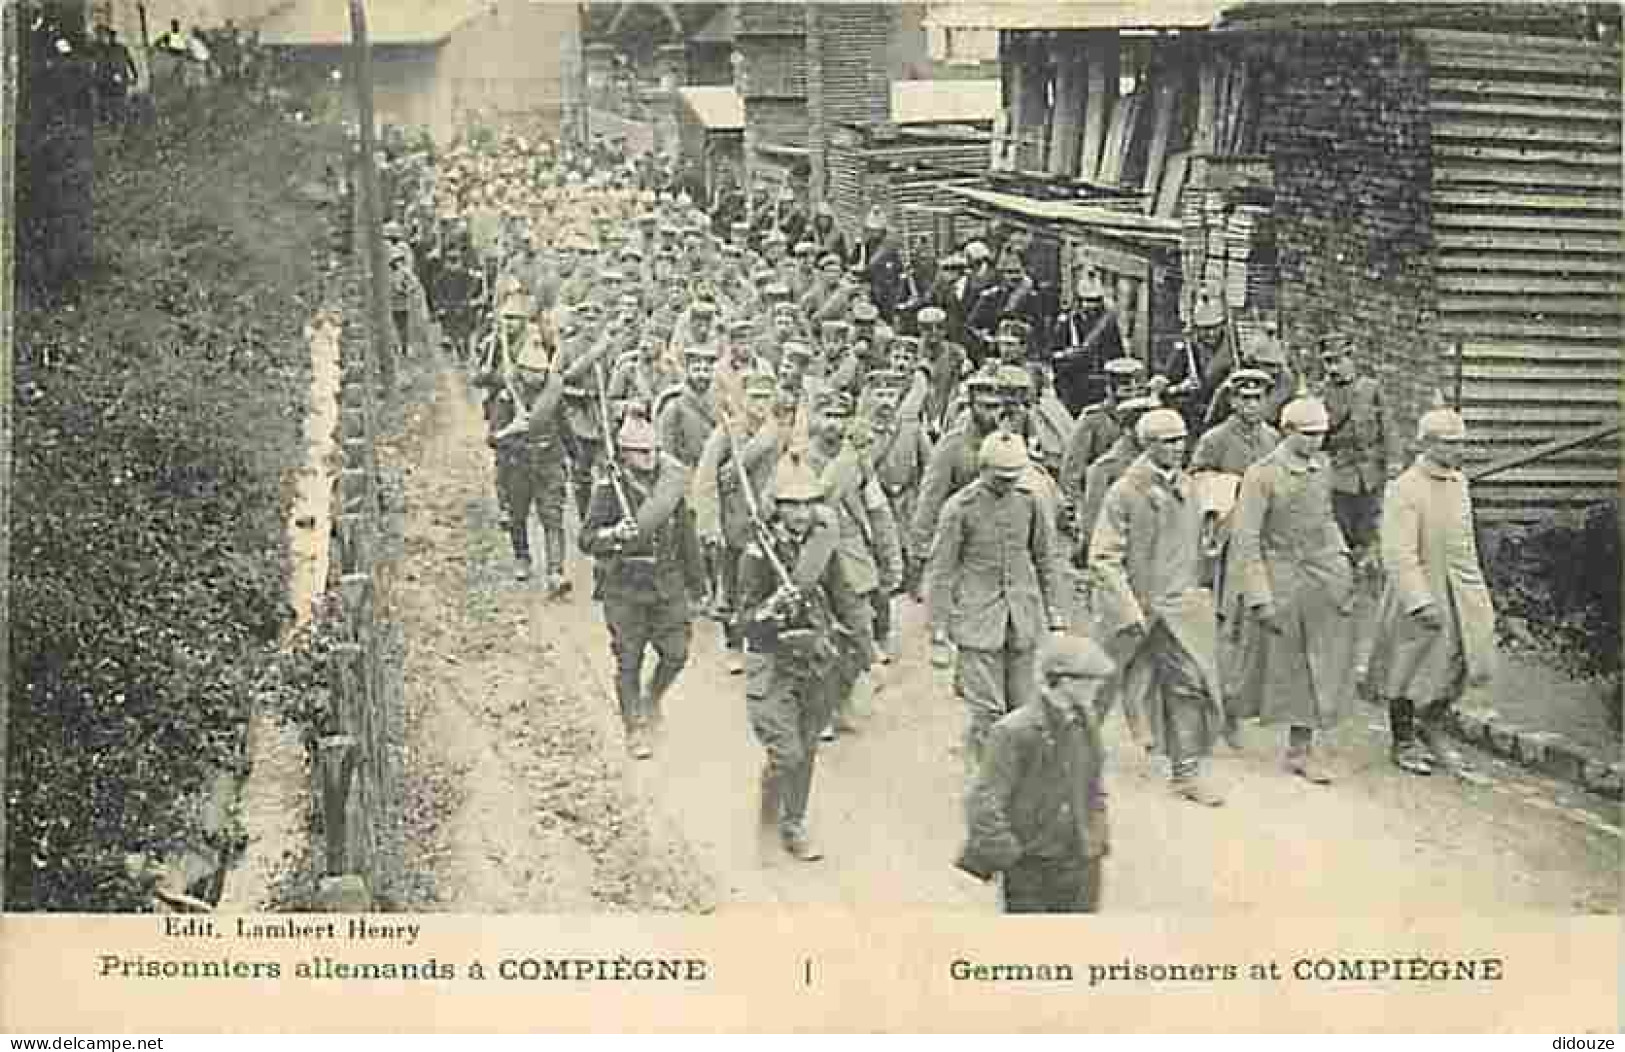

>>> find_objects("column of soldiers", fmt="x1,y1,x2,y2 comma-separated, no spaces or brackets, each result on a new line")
392,131,1498,909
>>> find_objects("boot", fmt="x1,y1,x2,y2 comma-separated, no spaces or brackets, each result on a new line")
781,821,824,862
1172,762,1225,807
514,556,532,582
1221,713,1244,750
1388,698,1433,776
1285,727,1332,785
1418,701,1466,773
628,725,653,761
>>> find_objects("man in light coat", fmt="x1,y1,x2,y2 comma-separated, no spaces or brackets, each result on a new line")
928,432,1068,769
1089,408,1226,806
1367,406,1497,776
1224,397,1359,784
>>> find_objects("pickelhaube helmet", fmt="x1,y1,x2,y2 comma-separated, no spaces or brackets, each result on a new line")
772,455,823,502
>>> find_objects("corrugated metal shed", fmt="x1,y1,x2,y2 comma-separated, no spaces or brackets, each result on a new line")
253,0,485,46
677,85,745,131
1420,28,1623,522
924,0,1224,31
891,78,1002,125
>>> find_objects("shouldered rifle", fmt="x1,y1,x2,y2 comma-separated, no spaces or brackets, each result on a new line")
592,359,636,523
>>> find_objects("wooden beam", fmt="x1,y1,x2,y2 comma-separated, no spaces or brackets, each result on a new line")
1468,420,1621,483
1141,49,1180,210
1046,34,1086,178
1078,31,1115,182
1193,49,1217,155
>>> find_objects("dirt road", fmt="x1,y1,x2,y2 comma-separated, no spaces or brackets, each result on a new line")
386,360,1621,916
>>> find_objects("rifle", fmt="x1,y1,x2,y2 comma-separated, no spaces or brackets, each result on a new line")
716,410,786,583
592,359,635,522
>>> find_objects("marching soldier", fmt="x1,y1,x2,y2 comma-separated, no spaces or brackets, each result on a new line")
1154,291,1229,431
915,306,970,437
1075,394,1159,568
957,634,1116,913
927,432,1068,770
694,371,783,674
607,330,681,424
579,412,705,760
1318,333,1398,569
1224,397,1360,783
850,207,905,322
908,373,1006,623
472,298,572,593
739,455,866,862
805,390,903,734
1203,333,1297,431
1059,357,1145,524
558,308,634,521
1049,273,1126,416
1089,409,1227,806
1368,405,1497,777
656,343,720,470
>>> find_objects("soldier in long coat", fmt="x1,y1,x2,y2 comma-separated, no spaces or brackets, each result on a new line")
928,432,1068,769
1075,395,1158,567
578,413,705,759
1223,398,1359,784
1367,406,1497,777
1089,409,1226,806
1059,358,1145,517
907,373,1004,610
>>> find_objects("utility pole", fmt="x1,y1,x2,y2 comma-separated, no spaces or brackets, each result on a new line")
348,0,394,392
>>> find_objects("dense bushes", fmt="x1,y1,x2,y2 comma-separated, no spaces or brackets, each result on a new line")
7,92,341,910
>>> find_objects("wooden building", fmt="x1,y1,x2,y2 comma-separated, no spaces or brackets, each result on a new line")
927,0,1621,522
253,0,584,145
673,85,745,201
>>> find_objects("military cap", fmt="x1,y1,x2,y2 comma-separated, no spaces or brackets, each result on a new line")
617,291,641,309
1416,405,1468,442
1281,397,1331,433
979,431,1030,472
852,301,880,324
721,243,743,258
1038,634,1116,682
690,299,718,317
619,245,644,262
773,301,800,320
1103,357,1146,380
1192,296,1226,327
729,318,756,337
916,306,947,326
772,455,823,502
573,301,602,319
963,240,991,262
892,334,923,355
743,370,778,395
995,364,1034,391
388,241,412,261
781,340,814,363
682,342,720,360
939,253,967,270
764,282,792,301
816,390,855,418
659,245,682,259
752,268,778,288
1075,276,1108,300
599,269,627,285
729,220,750,233
863,206,888,231
618,412,657,451
819,319,849,339
1115,393,1161,418
382,220,406,239
765,229,789,246
660,223,682,238
514,336,551,373
1137,408,1189,443
998,317,1032,341
965,371,1002,396
868,367,907,393
1228,367,1273,395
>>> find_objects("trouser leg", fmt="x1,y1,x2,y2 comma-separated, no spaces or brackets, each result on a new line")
532,458,567,576
1151,625,1215,782
870,589,893,650
1287,724,1314,757
569,440,600,522
603,596,652,734
783,676,835,832
722,545,745,650
498,451,534,563
645,598,693,728
1388,697,1417,746
955,647,1008,765
1001,859,1102,914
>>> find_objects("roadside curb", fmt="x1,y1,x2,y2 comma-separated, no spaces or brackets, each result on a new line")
1446,706,1623,801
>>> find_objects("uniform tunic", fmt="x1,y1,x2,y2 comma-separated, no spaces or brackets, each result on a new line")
1367,458,1498,705
1222,444,1358,727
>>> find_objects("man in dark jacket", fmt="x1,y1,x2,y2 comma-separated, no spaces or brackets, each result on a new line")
957,634,1115,912
1049,274,1125,416
579,412,705,759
